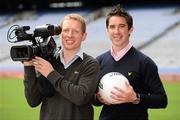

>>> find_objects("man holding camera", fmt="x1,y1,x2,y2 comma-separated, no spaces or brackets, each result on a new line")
23,13,100,120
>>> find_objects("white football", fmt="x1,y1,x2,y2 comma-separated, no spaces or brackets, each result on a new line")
98,72,129,103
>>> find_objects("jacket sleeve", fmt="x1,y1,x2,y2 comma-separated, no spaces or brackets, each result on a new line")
92,55,103,106
139,57,168,108
23,66,42,107
92,94,103,106
46,58,100,106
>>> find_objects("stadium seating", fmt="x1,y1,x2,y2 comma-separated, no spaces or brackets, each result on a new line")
0,6,179,76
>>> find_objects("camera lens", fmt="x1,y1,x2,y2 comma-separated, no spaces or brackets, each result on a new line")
10,45,33,61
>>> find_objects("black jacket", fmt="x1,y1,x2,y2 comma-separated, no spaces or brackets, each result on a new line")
94,47,168,120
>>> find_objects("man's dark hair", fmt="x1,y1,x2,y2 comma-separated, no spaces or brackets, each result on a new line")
106,4,133,30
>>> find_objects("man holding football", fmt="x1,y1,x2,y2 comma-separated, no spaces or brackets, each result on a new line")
93,4,168,120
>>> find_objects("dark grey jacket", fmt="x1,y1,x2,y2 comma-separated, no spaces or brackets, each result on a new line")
24,53,100,120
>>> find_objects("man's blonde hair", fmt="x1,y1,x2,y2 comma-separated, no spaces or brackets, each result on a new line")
61,13,86,33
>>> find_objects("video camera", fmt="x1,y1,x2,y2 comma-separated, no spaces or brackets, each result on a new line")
7,24,61,61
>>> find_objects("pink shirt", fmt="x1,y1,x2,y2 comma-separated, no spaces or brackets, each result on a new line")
111,43,132,61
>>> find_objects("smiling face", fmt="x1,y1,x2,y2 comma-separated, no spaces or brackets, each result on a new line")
60,19,87,52
107,16,133,51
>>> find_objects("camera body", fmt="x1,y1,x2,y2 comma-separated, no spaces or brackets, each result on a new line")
8,24,61,61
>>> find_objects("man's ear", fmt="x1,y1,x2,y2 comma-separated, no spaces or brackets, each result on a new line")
129,27,134,35
82,32,87,42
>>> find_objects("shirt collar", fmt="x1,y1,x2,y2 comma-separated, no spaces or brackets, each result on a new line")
58,48,83,69
111,43,132,61
55,47,83,60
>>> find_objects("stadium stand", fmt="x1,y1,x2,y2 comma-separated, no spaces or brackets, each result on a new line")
0,5,180,81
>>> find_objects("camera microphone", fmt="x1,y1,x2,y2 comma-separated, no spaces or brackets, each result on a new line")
54,25,62,35
15,26,30,35
34,24,61,37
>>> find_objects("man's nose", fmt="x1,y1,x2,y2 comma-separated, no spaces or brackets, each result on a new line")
114,27,120,33
67,30,73,37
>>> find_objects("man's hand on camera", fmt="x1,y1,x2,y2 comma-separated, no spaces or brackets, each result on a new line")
23,60,33,66
32,56,54,78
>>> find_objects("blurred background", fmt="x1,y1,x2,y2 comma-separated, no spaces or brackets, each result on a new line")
0,0,180,120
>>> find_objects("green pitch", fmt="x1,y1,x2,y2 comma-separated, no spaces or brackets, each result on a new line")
0,78,180,120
